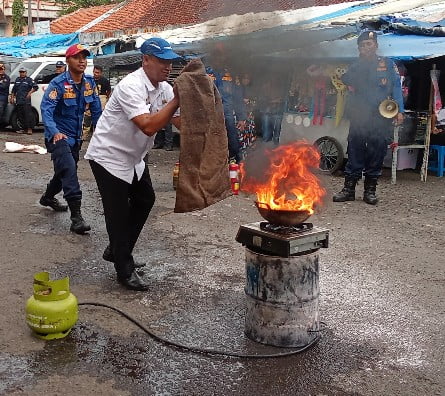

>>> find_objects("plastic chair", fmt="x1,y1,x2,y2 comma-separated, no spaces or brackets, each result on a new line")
428,145,445,177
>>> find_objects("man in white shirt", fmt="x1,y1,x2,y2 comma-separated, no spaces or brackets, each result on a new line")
85,37,181,291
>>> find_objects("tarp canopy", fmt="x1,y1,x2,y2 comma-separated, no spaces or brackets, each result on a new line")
0,33,78,58
94,25,357,68
265,33,445,61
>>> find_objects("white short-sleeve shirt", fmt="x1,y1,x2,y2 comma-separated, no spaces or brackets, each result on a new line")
85,67,176,183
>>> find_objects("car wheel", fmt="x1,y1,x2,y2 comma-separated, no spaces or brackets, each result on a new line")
11,110,37,131
314,136,344,173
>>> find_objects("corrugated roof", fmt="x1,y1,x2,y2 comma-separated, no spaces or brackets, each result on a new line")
51,0,359,34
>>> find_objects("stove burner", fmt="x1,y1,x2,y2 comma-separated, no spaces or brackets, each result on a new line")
259,221,314,235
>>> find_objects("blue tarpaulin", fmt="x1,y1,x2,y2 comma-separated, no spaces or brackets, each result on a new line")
0,33,78,57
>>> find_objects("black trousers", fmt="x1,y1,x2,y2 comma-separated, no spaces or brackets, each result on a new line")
89,160,156,279
16,103,33,129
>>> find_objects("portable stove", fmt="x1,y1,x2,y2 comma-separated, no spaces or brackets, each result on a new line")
236,221,329,257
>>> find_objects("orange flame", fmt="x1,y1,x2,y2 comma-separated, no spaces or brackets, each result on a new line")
240,141,325,214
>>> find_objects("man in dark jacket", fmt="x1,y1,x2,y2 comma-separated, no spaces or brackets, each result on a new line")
0,63,10,124
333,31,404,205
10,67,38,135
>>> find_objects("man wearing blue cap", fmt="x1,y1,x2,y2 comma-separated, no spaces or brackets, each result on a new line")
85,37,181,291
333,30,404,205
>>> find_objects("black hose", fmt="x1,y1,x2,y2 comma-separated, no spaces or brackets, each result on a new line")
79,301,324,359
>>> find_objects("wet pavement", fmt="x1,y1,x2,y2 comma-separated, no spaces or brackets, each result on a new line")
0,130,444,395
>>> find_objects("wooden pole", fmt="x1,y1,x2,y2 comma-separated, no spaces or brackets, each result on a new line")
420,64,436,182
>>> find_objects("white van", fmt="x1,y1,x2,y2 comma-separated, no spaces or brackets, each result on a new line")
1,56,94,130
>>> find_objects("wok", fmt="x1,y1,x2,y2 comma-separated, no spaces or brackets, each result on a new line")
255,202,311,226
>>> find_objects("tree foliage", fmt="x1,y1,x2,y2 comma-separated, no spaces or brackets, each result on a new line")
12,0,26,36
57,0,120,16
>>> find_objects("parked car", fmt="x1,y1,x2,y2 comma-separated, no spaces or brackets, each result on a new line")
1,57,94,130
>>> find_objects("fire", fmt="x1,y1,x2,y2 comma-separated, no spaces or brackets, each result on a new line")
240,141,325,214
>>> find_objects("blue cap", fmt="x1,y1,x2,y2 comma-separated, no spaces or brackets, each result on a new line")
56,61,65,67
140,37,180,60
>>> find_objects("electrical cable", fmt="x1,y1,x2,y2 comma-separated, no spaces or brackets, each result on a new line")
79,302,326,359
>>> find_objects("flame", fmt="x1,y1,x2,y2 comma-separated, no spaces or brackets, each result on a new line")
240,141,325,214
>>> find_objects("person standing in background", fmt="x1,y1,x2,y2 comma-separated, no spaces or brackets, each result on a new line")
206,45,246,163
93,65,111,109
82,65,112,141
10,67,38,135
261,79,285,146
0,63,10,124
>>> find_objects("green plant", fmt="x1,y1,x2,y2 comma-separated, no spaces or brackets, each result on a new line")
57,0,119,16
12,0,26,36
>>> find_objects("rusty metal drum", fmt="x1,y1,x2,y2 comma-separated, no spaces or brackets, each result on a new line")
244,247,320,347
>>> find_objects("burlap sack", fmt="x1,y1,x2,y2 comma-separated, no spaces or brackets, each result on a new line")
174,58,232,213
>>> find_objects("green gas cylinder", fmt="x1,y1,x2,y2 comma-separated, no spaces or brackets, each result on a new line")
25,272,78,340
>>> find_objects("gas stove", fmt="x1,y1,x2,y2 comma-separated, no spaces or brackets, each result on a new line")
236,221,329,257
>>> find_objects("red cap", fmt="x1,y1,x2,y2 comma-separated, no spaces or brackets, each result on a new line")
65,44,90,58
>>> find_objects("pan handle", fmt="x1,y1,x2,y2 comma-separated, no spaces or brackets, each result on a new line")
255,201,271,210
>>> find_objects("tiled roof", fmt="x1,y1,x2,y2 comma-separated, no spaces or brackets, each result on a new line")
51,0,359,34
51,3,118,34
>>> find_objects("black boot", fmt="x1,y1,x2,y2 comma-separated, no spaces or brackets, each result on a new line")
68,200,91,234
103,245,146,268
39,193,68,212
363,177,378,205
333,176,358,202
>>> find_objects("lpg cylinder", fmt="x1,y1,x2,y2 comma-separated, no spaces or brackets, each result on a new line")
25,272,78,340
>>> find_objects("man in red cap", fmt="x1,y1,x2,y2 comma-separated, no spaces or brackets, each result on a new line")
40,43,102,234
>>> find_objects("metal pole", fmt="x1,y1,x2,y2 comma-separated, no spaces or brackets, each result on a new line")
27,0,32,34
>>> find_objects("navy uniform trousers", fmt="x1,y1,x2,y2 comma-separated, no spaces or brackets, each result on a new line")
345,115,393,179
89,160,155,279
44,139,82,202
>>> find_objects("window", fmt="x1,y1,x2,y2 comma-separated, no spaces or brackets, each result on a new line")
10,62,42,82
36,64,58,84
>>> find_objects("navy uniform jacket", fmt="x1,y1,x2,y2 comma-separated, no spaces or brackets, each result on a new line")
342,56,404,124
206,67,246,121
12,76,37,104
41,71,102,146
0,73,10,98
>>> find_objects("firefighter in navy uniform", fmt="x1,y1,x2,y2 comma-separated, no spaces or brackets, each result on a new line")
206,45,246,163
40,44,102,234
333,31,404,205
10,67,38,134
0,63,10,124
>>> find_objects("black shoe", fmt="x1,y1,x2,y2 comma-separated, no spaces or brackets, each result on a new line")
152,144,163,149
164,145,173,151
39,194,68,212
103,245,146,268
117,271,149,291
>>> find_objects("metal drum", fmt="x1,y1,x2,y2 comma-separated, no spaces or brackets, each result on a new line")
244,247,319,347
